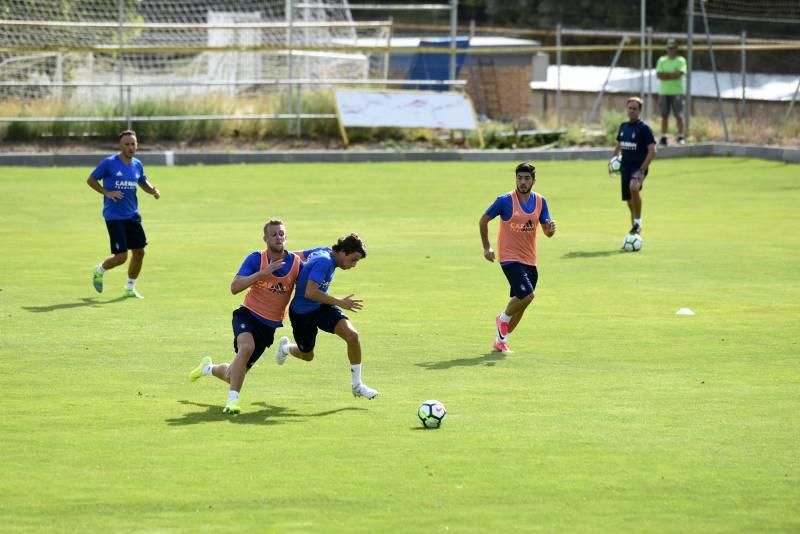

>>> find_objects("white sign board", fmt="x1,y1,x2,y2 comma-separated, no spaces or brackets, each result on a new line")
335,89,478,130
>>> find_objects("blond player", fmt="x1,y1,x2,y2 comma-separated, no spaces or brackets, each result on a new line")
188,219,309,415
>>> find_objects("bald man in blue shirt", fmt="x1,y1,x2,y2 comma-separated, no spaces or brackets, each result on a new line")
86,130,160,298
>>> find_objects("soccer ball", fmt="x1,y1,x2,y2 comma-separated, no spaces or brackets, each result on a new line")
622,233,643,252
608,155,622,175
418,400,447,429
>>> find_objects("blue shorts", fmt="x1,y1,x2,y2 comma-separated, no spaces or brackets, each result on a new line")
232,307,276,368
620,167,648,201
501,263,538,299
289,304,348,353
105,214,147,254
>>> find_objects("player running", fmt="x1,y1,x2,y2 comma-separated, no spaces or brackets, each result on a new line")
479,162,557,353
87,130,160,299
189,219,308,415
275,233,379,400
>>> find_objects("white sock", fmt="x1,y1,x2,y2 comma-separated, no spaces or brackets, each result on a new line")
227,390,239,402
201,364,213,376
634,218,642,227
351,364,362,387
125,278,136,290
499,312,511,323
96,264,106,274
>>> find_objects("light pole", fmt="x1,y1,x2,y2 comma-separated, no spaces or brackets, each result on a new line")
640,0,646,103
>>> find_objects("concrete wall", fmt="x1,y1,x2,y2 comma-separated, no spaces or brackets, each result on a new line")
2,144,797,167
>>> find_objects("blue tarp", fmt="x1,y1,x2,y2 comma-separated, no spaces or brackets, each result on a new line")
406,37,470,91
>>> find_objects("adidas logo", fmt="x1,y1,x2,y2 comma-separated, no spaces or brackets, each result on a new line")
268,282,286,294
115,171,123,177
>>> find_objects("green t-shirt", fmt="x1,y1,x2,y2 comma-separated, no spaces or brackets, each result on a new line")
656,55,687,96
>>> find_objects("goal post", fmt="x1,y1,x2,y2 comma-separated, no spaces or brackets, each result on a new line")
0,0,392,105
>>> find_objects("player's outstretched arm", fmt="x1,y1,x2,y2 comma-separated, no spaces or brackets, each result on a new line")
304,281,363,312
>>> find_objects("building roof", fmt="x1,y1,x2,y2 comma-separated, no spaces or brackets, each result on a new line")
353,36,539,49
531,65,798,102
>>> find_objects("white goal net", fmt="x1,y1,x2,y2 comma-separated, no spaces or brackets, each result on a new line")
0,0,390,104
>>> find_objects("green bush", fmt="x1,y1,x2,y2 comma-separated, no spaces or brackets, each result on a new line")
0,93,798,148
601,110,627,145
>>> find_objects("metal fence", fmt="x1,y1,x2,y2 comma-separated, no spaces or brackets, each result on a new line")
1,1,798,140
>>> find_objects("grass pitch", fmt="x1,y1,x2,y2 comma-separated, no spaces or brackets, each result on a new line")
0,158,798,532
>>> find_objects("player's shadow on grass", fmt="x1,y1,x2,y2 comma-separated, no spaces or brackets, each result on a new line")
167,400,366,426
416,351,507,370
561,250,621,259
22,296,126,313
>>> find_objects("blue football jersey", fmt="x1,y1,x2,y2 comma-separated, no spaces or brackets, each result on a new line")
90,154,147,221
617,120,656,169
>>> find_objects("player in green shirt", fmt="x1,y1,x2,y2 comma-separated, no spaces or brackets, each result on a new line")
655,39,687,146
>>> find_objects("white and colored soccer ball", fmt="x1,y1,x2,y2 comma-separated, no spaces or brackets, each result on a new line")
418,400,447,429
608,155,622,175
622,233,643,252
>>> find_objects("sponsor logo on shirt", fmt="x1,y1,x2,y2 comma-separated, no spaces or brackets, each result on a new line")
114,180,139,189
620,141,639,150
510,220,536,232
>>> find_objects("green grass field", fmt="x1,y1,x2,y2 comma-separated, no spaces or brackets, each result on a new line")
1,158,798,532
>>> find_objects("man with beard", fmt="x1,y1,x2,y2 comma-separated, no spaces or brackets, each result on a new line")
189,219,308,415
87,130,160,299
479,162,557,353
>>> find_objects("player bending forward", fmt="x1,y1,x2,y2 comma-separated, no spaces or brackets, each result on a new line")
275,233,379,400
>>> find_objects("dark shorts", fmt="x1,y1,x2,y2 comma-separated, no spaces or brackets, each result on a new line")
621,167,648,201
501,263,539,299
232,307,276,368
659,95,684,118
105,214,147,254
289,304,348,354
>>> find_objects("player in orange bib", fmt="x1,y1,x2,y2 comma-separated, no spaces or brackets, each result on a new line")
479,162,557,353
188,219,310,415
